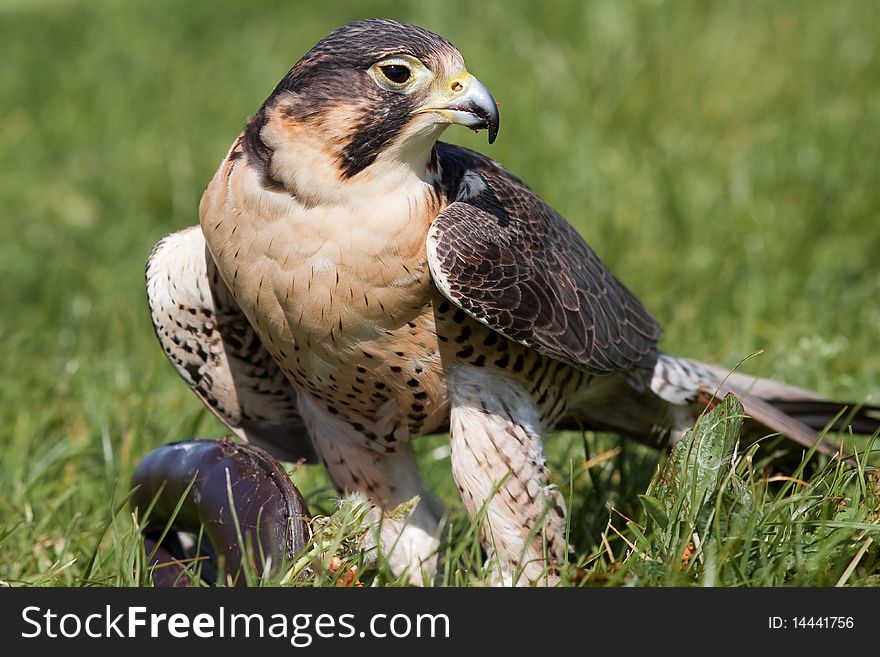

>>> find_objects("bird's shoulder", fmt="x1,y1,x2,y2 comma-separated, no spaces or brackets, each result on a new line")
435,141,527,202
428,142,662,376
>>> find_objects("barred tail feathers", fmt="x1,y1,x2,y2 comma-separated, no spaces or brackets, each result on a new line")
650,353,880,457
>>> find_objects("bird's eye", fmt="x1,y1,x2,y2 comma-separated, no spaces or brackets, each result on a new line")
380,64,411,85
368,57,426,93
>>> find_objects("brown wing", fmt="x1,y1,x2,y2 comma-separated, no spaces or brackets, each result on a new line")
427,143,662,376
146,226,316,463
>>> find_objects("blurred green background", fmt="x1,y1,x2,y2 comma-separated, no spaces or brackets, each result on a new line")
0,0,878,584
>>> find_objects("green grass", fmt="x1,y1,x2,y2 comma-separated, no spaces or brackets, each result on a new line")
1,0,878,587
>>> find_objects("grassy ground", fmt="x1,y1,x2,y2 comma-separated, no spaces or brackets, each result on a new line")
1,0,878,586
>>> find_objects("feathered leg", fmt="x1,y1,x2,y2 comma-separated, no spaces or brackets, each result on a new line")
296,394,442,585
448,365,567,586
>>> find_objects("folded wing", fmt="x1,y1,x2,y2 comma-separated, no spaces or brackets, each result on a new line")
146,226,315,463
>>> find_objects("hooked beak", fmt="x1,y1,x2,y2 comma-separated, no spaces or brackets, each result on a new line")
416,72,500,144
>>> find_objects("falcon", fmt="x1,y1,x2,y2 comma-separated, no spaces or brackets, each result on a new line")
146,19,879,585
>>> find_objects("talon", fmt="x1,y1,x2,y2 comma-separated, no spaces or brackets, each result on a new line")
131,438,311,586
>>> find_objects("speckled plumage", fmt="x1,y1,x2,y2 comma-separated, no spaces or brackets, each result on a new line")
146,226,314,463
147,20,880,585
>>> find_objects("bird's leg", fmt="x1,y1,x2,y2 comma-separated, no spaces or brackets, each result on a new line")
297,394,442,585
448,365,567,586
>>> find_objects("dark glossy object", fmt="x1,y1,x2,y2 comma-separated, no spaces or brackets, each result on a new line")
131,438,311,586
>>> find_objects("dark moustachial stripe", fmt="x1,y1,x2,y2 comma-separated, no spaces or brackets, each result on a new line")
246,19,461,181
338,99,412,178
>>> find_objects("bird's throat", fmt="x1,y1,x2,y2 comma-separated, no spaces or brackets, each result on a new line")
256,102,445,208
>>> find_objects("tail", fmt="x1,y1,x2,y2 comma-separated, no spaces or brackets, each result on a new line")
651,353,880,460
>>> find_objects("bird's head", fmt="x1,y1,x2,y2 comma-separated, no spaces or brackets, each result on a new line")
244,20,499,200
